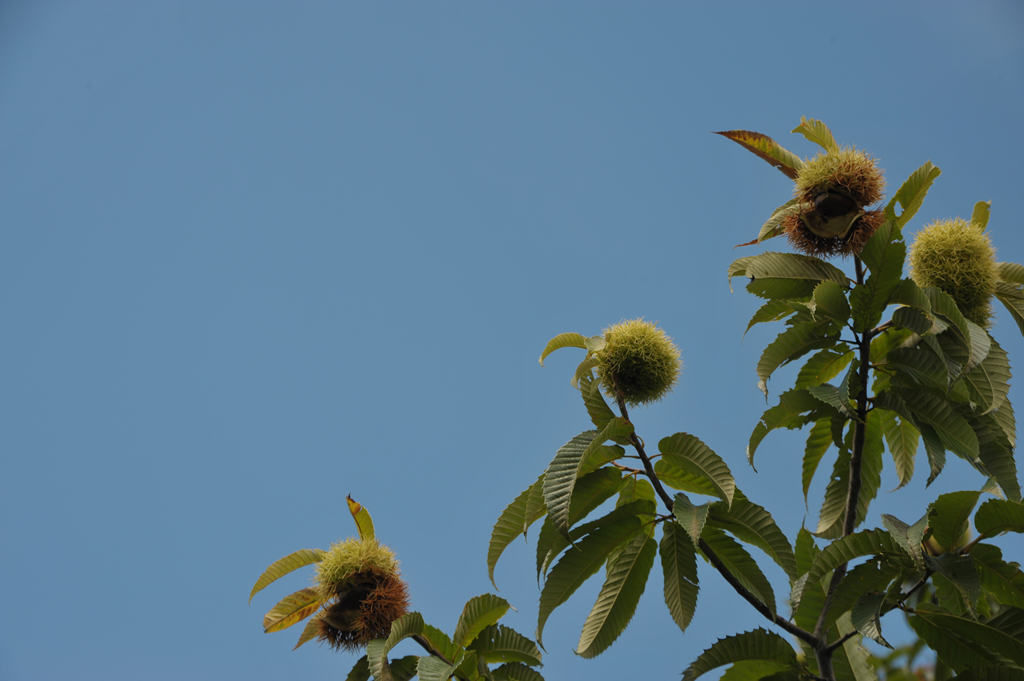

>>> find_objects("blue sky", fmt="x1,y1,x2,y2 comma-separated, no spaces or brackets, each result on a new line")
2,2,1023,680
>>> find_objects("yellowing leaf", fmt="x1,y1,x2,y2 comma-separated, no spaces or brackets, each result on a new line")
250,548,325,604
714,130,803,179
264,587,323,633
346,496,375,540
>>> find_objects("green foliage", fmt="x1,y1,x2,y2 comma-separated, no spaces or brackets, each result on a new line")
252,116,1024,681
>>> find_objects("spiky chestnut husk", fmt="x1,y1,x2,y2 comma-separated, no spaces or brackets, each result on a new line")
315,537,400,599
313,538,409,651
596,319,681,407
783,209,885,258
909,217,998,328
316,570,410,651
795,147,886,209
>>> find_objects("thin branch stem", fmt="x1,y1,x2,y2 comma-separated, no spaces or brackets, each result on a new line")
413,634,467,679
813,256,873,678
611,378,819,648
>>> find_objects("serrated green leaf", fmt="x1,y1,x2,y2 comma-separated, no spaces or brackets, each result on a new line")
870,326,915,363
715,130,805,179
706,493,797,581
975,498,1024,538
891,277,932,310
570,356,600,389
417,655,457,681
807,529,910,584
749,388,836,467
928,553,981,614
899,390,979,462
682,628,799,681
852,221,905,332
971,543,1024,609
536,514,645,648
809,383,855,420
390,656,420,681
912,605,1024,669
966,319,993,373
881,513,927,569
926,288,972,361
654,457,723,498
909,610,1005,673
576,529,656,658
700,527,776,615
972,200,992,231
758,322,839,395
999,262,1024,286
263,587,322,633
850,591,890,648
833,613,875,681
993,400,1017,449
812,281,851,324
578,445,627,479
746,278,821,300
616,477,655,510
794,527,819,578
492,662,545,681
954,669,1024,681
885,162,941,228
658,432,735,506
880,409,919,490
729,251,849,289
467,625,543,666
891,306,934,336
538,332,587,366
250,549,325,604
366,612,426,680
346,656,372,681
816,411,884,539
795,346,853,389
522,473,547,535
929,491,981,553
971,414,1022,502
823,559,902,632
673,493,711,547
995,283,1024,337
919,423,947,486
454,594,511,649
293,611,325,650
578,374,617,432
534,468,624,577
744,299,805,338
887,346,948,391
989,607,1024,643
802,419,833,506
660,522,699,634
537,501,655,579
965,338,1012,415
543,430,603,541
488,474,545,588
420,623,459,664
792,116,839,152
719,660,799,681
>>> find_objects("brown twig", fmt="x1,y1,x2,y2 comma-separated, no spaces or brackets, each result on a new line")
611,376,819,648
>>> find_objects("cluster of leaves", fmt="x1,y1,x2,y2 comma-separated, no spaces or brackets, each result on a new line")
487,119,1024,681
251,117,1024,681
251,498,545,681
